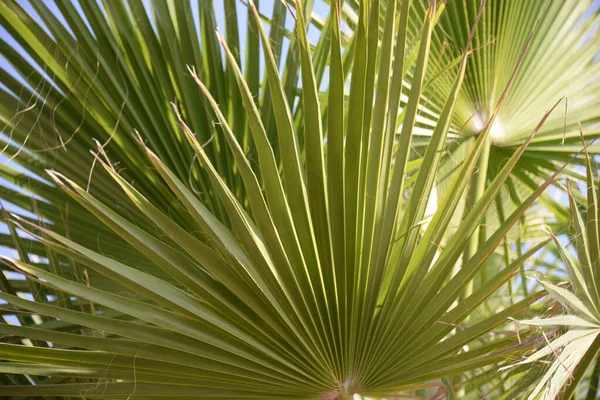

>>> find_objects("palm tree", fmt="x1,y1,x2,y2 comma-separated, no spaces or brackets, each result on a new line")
0,0,598,398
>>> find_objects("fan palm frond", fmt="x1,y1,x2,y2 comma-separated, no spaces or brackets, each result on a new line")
0,0,572,398
510,144,600,400
0,0,598,398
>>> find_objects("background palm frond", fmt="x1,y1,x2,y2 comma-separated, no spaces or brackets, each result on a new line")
509,149,600,400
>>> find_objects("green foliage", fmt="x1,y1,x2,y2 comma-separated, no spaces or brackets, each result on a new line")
0,0,598,398
508,149,600,400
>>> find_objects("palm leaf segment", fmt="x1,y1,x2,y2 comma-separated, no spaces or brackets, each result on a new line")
0,0,592,398
430,0,600,255
511,150,600,400
335,0,600,303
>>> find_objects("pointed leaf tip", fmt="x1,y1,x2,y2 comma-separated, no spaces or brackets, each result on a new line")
283,1,296,20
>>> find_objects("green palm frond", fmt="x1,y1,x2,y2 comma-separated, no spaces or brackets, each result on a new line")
0,0,574,398
0,0,599,398
511,148,600,400
429,0,600,301
1,0,235,263
319,0,600,303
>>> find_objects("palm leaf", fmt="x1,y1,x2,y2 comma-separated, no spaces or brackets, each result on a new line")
510,146,600,400
0,0,598,398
